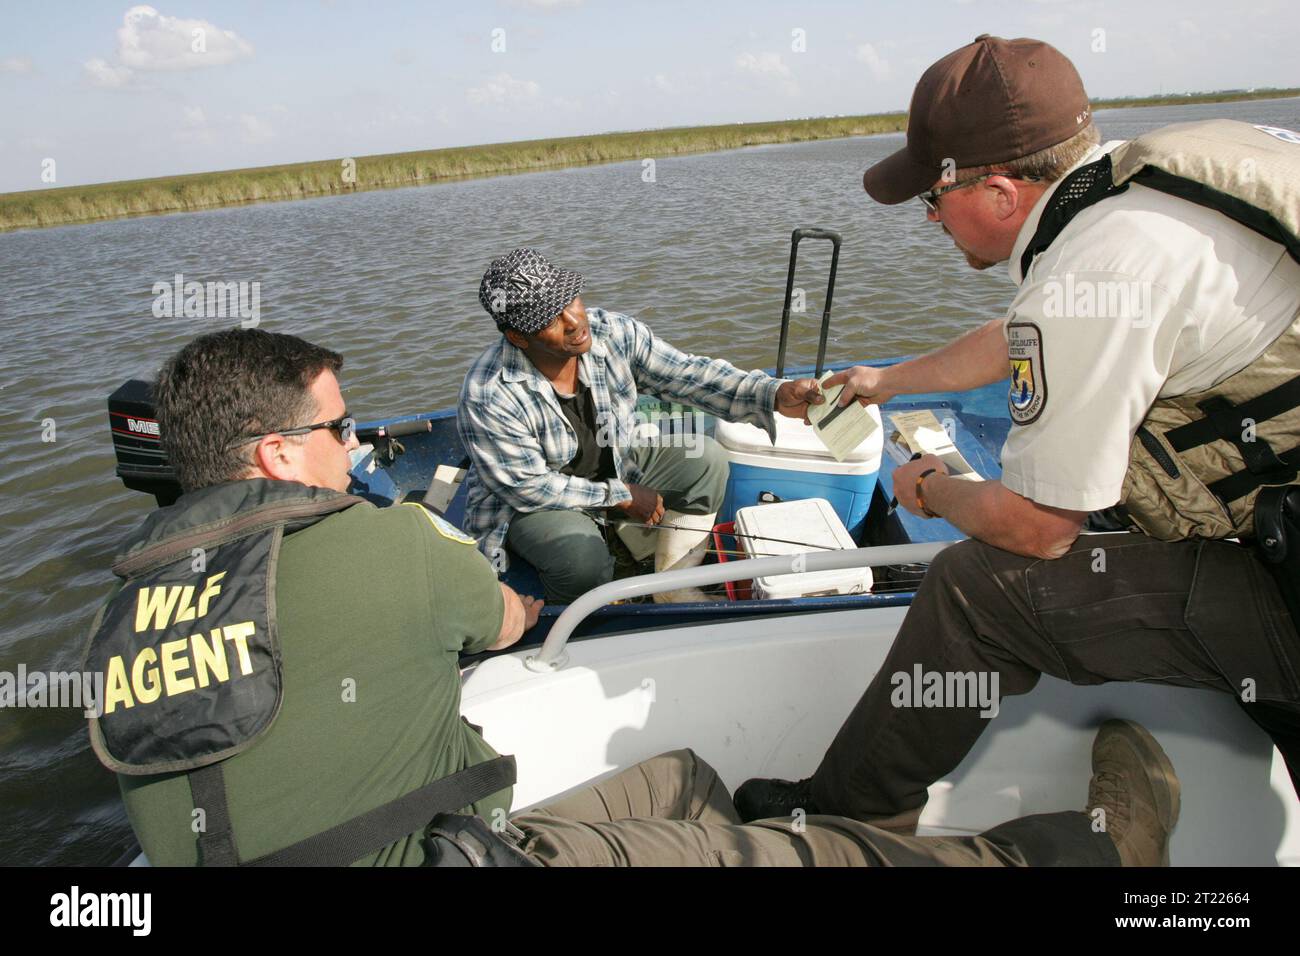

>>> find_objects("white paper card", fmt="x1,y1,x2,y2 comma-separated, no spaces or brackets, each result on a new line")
806,371,881,462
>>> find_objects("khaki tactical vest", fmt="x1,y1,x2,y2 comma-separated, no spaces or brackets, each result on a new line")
1021,119,1300,540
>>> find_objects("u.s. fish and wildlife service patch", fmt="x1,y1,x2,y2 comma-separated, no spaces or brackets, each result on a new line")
1007,322,1046,425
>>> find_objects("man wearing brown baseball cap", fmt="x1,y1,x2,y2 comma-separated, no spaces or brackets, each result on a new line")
739,34,1300,865
862,34,1093,206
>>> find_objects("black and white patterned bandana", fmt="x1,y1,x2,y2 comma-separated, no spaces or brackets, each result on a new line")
478,247,585,335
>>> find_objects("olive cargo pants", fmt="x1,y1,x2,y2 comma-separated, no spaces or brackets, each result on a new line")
811,532,1300,827
506,437,730,604
511,750,1117,866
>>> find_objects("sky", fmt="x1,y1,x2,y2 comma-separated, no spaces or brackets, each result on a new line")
0,0,1296,193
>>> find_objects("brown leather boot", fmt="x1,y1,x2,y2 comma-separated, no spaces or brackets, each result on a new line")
1086,719,1181,866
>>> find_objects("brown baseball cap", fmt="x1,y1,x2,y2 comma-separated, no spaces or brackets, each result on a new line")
863,35,1091,204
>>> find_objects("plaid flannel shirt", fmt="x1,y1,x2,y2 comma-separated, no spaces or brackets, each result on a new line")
457,308,783,568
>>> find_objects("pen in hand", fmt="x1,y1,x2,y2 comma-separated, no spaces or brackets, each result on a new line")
886,452,923,516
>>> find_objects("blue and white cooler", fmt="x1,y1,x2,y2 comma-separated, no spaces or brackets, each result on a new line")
714,406,884,540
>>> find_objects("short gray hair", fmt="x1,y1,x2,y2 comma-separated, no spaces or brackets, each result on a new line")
958,122,1101,183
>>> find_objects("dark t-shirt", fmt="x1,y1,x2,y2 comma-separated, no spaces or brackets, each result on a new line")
555,379,615,482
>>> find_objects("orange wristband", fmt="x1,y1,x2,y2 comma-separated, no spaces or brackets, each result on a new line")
915,468,940,518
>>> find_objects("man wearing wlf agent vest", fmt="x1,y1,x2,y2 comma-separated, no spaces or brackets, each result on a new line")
738,35,1300,862
88,330,1173,866
84,330,545,865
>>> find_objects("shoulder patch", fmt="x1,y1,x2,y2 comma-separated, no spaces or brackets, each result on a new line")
1007,322,1047,426
1255,124,1300,145
403,502,477,545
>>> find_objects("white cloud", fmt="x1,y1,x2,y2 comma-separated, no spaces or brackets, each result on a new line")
856,43,891,81
83,57,133,88
116,5,254,71
467,72,541,106
174,107,214,145
82,6,253,89
651,73,676,94
239,113,274,143
0,56,33,74
735,52,791,77
734,52,798,96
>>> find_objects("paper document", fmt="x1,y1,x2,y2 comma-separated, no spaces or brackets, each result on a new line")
806,371,881,462
887,409,983,481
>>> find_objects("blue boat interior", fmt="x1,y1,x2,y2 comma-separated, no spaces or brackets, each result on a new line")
346,358,1012,657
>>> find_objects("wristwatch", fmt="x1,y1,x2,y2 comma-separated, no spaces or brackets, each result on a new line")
915,468,940,518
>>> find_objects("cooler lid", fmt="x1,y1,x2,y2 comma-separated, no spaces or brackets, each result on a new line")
735,497,857,555
736,498,867,596
715,408,882,463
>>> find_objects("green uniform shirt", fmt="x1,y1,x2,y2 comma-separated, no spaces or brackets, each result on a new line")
118,499,508,866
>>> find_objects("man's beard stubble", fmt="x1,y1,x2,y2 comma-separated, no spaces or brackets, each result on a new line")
943,224,998,271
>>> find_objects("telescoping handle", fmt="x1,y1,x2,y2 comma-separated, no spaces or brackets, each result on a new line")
774,227,842,381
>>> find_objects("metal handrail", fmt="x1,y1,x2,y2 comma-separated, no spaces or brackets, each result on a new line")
524,541,957,672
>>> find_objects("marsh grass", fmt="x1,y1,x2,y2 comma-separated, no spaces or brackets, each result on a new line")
0,115,907,233
3,89,1296,233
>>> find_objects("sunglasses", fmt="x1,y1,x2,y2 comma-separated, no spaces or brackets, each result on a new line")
918,173,1044,215
232,412,356,448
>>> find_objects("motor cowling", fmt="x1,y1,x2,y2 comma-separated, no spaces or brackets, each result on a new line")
108,379,182,507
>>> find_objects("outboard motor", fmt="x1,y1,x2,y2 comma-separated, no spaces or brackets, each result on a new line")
108,379,182,507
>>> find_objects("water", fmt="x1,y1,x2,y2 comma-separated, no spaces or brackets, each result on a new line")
2,97,1297,866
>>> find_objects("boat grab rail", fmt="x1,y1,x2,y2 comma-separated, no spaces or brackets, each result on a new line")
524,540,957,672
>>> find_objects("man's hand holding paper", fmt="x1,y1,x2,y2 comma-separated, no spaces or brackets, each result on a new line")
806,370,882,462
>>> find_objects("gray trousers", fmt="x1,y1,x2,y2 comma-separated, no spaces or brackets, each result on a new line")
506,437,730,604
512,750,1116,866
811,532,1300,827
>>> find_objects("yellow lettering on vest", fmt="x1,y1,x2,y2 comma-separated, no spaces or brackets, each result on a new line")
222,621,256,675
104,656,133,714
191,630,229,688
172,585,197,623
160,637,196,695
195,571,226,618
132,647,162,704
134,586,182,632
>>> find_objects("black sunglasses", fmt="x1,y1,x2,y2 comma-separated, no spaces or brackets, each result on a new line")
918,173,1044,215
232,412,356,448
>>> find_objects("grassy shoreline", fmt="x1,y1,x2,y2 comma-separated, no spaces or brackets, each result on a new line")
3,88,1297,234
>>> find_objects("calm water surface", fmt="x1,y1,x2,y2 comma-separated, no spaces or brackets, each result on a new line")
2,97,1297,865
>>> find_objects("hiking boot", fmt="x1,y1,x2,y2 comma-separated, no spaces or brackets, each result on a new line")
1086,719,1181,866
734,776,820,822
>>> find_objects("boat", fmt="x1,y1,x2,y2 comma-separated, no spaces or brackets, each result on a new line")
103,231,1300,866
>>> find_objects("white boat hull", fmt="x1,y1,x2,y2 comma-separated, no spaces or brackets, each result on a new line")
463,607,1300,866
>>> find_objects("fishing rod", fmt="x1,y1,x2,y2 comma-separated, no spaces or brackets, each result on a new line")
591,514,841,553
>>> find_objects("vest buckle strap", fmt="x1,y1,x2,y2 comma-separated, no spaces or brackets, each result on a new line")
1207,445,1300,506
1164,374,1300,458
1196,395,1290,476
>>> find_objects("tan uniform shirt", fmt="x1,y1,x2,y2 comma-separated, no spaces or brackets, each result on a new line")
999,141,1300,512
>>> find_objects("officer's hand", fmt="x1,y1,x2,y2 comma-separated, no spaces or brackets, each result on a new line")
822,365,896,408
492,584,539,650
775,378,824,420
520,595,544,631
893,454,949,517
617,484,665,526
